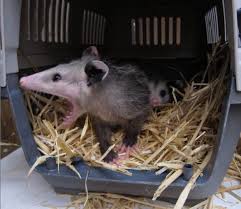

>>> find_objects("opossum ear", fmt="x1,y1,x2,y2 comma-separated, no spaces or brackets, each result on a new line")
82,46,99,58
85,60,109,86
167,80,184,89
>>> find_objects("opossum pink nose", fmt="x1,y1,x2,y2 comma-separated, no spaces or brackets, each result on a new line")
150,98,161,107
152,102,161,107
150,97,159,103
19,77,28,87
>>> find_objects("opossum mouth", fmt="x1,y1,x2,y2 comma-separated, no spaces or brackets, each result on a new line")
60,99,80,128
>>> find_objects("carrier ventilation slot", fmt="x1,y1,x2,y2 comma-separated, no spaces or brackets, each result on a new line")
205,6,220,44
238,9,241,47
131,17,182,46
82,10,106,45
33,0,39,41
26,0,70,44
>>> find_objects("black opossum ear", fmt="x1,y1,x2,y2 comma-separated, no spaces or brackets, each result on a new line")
167,80,184,89
82,46,99,58
85,60,109,86
167,80,185,102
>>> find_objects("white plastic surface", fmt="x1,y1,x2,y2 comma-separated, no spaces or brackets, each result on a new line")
0,0,21,87
0,0,6,87
1,148,71,209
1,148,241,209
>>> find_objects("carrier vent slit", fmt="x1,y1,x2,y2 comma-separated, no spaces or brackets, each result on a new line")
93,13,97,45
176,17,181,45
48,0,53,42
96,14,100,45
161,17,165,45
205,6,219,44
82,10,86,44
138,18,144,45
33,0,39,41
131,19,137,45
146,17,150,45
60,0,65,43
65,1,70,43
81,10,106,45
168,17,173,45
40,0,47,42
131,16,182,46
153,17,158,45
90,11,94,44
54,0,60,43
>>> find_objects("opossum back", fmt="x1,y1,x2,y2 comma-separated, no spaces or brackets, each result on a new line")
109,64,150,104
94,63,151,120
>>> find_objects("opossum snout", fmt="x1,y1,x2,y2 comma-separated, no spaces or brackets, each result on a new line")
19,77,28,88
19,76,38,91
150,97,161,107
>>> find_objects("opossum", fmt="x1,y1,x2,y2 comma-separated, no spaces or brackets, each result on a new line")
148,78,185,107
148,79,170,107
20,46,151,162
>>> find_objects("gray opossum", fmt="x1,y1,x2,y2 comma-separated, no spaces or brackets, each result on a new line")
148,78,185,107
20,46,151,162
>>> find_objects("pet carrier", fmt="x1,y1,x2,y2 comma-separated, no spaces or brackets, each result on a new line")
1,0,241,203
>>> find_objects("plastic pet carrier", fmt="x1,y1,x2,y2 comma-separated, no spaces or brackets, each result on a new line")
1,0,241,202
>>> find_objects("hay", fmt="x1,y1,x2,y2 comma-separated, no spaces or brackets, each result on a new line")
0,142,19,147
66,192,189,209
227,153,241,180
173,150,213,209
24,42,229,207
46,184,239,209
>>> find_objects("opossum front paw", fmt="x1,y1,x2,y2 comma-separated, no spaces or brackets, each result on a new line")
117,144,138,160
103,150,117,163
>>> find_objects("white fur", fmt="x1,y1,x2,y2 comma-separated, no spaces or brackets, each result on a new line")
148,80,170,107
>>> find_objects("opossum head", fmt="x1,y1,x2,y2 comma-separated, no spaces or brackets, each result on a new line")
19,46,109,127
148,80,170,107
148,79,185,107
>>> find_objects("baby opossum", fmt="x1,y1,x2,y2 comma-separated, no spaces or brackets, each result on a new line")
20,46,151,162
148,78,185,107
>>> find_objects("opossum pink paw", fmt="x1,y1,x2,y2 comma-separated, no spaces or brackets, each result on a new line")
115,153,129,162
117,144,138,160
119,144,138,154
110,158,123,167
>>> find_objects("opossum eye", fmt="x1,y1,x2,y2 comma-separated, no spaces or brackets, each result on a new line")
52,73,62,82
160,90,167,98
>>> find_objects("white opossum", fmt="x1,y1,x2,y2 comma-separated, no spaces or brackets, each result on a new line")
20,46,151,162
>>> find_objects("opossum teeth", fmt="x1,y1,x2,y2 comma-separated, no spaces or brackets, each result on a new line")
61,98,75,124
64,111,73,119
66,110,72,115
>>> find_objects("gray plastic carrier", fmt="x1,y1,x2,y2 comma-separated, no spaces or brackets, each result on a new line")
1,0,241,203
